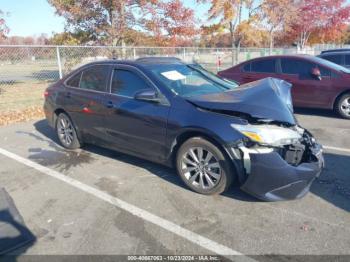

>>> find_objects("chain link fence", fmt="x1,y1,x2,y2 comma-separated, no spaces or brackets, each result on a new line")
0,44,346,125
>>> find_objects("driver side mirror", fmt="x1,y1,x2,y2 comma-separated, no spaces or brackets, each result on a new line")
134,89,160,103
310,67,322,81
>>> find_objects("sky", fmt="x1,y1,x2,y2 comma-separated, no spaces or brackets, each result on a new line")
4,0,350,37
1,0,210,37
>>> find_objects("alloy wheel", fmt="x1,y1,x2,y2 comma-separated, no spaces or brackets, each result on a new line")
57,115,75,147
340,97,350,116
181,147,221,190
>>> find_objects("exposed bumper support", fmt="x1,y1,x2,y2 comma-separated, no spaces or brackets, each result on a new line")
234,144,324,201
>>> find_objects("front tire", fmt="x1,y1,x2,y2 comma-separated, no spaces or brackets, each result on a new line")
176,137,234,195
335,93,350,119
56,113,81,149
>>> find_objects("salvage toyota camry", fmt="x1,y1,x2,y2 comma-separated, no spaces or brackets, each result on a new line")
44,57,324,201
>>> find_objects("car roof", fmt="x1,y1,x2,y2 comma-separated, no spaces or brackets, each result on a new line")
80,57,185,68
240,54,315,64
320,49,350,54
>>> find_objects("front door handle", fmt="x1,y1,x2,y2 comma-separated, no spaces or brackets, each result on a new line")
105,101,114,108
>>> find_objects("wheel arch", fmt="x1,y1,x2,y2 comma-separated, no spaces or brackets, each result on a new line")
169,128,241,181
53,108,83,142
53,108,66,125
333,89,350,110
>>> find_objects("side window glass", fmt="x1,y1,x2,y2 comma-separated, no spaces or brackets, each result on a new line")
318,66,331,77
281,59,313,77
323,55,342,65
251,59,276,73
80,65,109,92
112,69,150,97
331,71,340,79
345,55,350,66
243,63,251,72
66,72,82,88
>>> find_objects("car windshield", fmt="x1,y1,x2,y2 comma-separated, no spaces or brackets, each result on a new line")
311,56,350,73
148,63,238,97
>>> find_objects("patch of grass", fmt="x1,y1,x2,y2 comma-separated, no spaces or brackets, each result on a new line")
0,81,49,111
0,81,49,126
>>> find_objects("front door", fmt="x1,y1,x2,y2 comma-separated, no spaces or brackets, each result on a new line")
279,58,333,108
103,66,170,161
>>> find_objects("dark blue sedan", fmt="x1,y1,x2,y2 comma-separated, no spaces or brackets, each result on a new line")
44,57,324,201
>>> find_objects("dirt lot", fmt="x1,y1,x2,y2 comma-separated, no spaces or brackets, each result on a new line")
0,109,349,261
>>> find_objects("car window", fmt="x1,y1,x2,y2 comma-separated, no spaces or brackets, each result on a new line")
149,64,231,97
345,55,350,66
79,65,109,92
112,69,150,97
318,66,331,77
243,63,251,72
281,59,313,76
323,55,342,65
66,72,82,88
250,59,276,73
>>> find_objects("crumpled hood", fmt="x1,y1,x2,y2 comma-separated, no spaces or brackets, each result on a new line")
187,77,296,125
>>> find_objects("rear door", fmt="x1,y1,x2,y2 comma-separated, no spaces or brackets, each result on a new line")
102,65,170,161
63,64,111,140
241,58,278,83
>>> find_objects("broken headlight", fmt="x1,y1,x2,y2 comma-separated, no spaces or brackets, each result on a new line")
231,123,302,147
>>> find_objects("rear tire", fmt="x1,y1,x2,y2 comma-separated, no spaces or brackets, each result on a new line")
335,93,350,119
176,137,235,195
55,113,81,150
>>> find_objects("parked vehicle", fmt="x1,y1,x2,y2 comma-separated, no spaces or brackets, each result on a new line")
218,55,350,119
318,49,350,68
44,57,324,201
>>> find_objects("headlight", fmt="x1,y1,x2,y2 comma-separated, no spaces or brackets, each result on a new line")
231,123,302,147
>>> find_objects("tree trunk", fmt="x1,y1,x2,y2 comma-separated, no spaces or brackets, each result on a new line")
269,31,274,55
299,31,309,51
120,1,126,58
230,21,235,65
235,0,243,64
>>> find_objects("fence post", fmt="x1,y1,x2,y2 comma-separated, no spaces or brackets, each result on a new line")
56,46,63,79
183,47,186,61
133,48,136,60
216,48,219,72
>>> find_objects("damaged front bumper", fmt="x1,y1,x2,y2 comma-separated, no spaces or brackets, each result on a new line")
230,142,324,201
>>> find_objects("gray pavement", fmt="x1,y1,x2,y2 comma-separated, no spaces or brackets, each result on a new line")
0,108,349,258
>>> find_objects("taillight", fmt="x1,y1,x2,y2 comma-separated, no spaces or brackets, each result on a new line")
44,90,50,98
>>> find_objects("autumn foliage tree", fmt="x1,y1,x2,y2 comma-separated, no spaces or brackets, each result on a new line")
290,0,350,49
198,0,247,48
198,0,260,62
157,0,197,46
48,0,161,46
259,0,297,51
48,0,196,47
